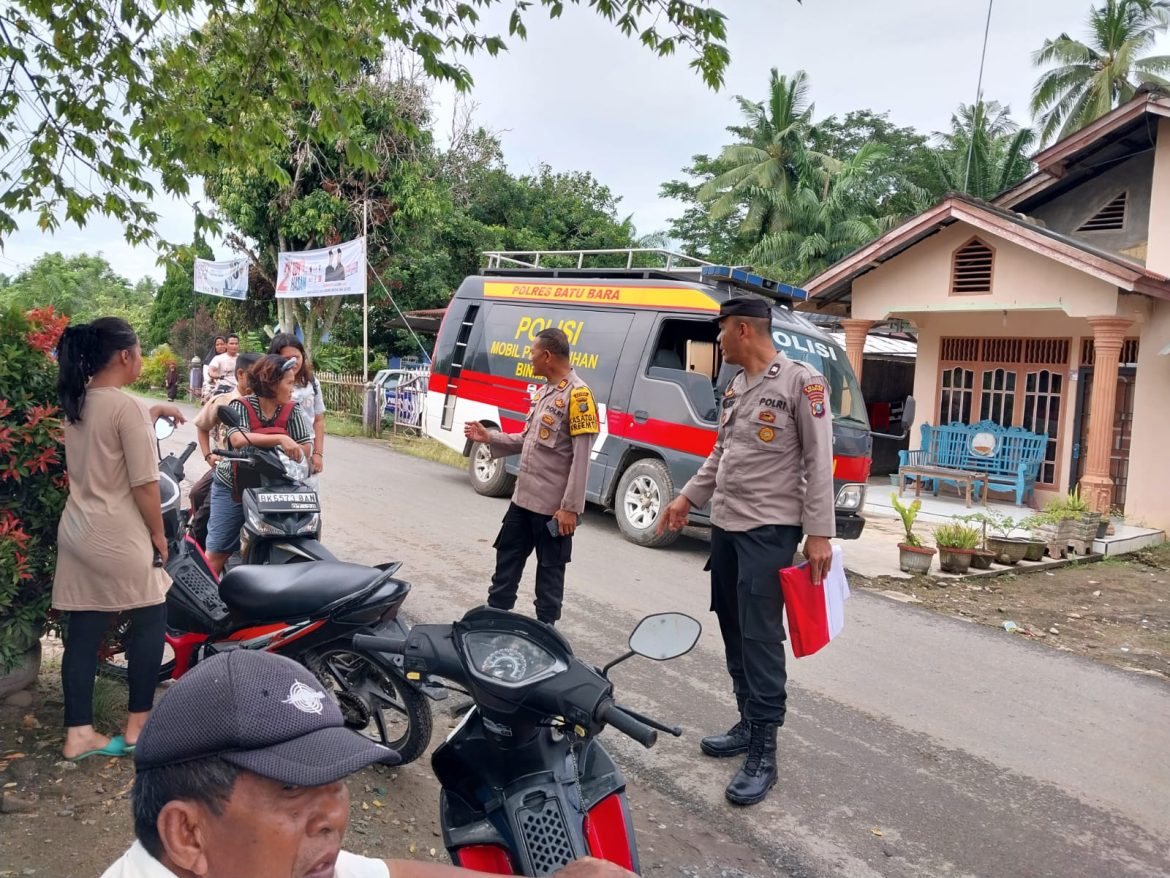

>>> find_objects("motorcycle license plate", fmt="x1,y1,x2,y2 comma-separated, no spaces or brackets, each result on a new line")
254,491,320,513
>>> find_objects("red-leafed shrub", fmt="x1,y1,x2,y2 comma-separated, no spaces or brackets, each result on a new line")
0,306,69,670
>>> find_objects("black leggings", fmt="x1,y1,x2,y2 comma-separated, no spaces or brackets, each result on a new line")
61,604,167,728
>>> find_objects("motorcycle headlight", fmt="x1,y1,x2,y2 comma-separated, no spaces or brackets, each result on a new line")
295,513,320,535
245,506,283,535
835,483,866,511
462,631,566,688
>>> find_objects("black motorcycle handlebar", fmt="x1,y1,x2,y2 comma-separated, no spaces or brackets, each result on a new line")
353,633,407,654
177,442,198,466
597,700,657,749
212,448,252,460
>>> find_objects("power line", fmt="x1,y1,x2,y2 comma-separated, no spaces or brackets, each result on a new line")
964,0,996,193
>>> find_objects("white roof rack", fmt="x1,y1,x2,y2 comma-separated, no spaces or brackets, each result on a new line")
482,248,725,274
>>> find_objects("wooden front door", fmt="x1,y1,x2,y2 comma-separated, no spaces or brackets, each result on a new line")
1072,368,1137,511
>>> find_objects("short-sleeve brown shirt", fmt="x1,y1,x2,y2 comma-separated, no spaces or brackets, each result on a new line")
52,388,170,611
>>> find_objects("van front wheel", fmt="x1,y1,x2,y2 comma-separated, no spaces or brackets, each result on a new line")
615,459,680,548
468,441,515,497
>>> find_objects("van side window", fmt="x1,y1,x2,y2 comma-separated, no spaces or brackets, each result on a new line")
647,319,720,421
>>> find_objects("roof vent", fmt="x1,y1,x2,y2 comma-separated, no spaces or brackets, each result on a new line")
951,238,994,295
1077,192,1127,232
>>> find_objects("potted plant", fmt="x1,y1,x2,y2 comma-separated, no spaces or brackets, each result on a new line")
1027,509,1069,554
982,512,1030,565
1062,489,1101,544
934,520,982,574
955,512,998,569
891,493,936,574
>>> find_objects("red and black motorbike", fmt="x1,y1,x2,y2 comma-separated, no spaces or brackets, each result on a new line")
355,607,701,874
100,420,440,764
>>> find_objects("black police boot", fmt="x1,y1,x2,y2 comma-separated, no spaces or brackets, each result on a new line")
724,722,778,806
699,699,749,758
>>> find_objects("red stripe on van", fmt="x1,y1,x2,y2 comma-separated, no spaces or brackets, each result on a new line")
833,455,871,483
433,371,872,484
607,412,717,458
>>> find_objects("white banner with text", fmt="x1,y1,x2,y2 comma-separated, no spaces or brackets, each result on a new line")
194,257,249,300
276,237,366,299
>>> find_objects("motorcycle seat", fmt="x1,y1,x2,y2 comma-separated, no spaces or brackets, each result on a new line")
219,561,395,621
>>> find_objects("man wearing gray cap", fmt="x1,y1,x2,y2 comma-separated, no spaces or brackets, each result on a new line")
657,295,835,807
102,649,635,878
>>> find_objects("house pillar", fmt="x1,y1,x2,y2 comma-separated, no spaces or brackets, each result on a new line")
841,319,874,383
1079,316,1132,514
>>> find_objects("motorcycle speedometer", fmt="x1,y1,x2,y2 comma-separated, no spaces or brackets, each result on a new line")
462,631,566,688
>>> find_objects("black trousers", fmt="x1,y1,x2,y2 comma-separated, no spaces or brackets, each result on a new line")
707,524,802,725
61,604,167,727
488,503,573,623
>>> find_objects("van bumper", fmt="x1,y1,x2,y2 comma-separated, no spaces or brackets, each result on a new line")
835,513,865,540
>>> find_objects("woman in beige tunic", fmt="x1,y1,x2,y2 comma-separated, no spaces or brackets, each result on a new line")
53,317,184,760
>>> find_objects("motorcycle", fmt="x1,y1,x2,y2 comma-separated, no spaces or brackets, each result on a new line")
355,607,701,874
99,419,440,764
210,403,335,564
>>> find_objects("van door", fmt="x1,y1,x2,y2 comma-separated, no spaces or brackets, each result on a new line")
624,315,721,486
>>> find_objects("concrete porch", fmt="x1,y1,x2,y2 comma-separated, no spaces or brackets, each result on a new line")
839,476,1166,580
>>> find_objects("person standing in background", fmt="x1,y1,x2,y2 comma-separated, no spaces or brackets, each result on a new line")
207,334,240,392
164,362,179,401
268,333,325,479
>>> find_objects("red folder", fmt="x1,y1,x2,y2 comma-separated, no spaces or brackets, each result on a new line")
779,545,849,658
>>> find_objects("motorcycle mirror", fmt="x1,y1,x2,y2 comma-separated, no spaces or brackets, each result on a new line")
627,613,702,661
153,417,176,441
217,406,242,429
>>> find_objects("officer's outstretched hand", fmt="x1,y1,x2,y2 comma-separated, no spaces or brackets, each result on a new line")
657,494,692,535
464,421,489,444
803,535,833,585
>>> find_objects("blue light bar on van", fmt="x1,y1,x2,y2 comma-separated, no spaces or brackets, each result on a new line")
701,265,809,302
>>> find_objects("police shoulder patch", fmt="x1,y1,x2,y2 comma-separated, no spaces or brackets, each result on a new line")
802,382,827,419
568,386,599,436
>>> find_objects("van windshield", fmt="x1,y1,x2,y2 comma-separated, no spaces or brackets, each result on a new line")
770,327,869,427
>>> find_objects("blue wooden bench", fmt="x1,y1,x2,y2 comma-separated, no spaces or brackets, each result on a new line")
897,421,1047,506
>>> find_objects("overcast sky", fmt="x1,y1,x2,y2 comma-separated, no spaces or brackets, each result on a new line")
4,0,1165,283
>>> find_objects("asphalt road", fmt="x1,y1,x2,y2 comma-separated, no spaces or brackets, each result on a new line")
167,417,1170,878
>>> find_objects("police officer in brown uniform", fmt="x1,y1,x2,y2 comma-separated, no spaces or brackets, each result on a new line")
658,296,835,806
465,328,599,625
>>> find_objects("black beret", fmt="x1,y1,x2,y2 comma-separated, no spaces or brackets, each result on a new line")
714,296,771,321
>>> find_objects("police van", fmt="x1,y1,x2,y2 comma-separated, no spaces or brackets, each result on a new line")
425,249,883,548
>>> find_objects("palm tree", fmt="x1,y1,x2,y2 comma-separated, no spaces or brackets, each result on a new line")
935,101,1036,200
1031,0,1170,145
697,68,829,246
749,142,895,281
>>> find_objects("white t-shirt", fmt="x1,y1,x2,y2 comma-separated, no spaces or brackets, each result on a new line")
208,353,239,386
101,841,390,878
292,376,326,417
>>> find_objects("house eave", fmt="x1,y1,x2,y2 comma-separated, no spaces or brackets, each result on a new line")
804,196,1170,306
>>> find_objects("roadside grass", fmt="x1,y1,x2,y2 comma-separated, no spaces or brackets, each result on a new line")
324,413,466,470
324,412,365,438
382,432,466,470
